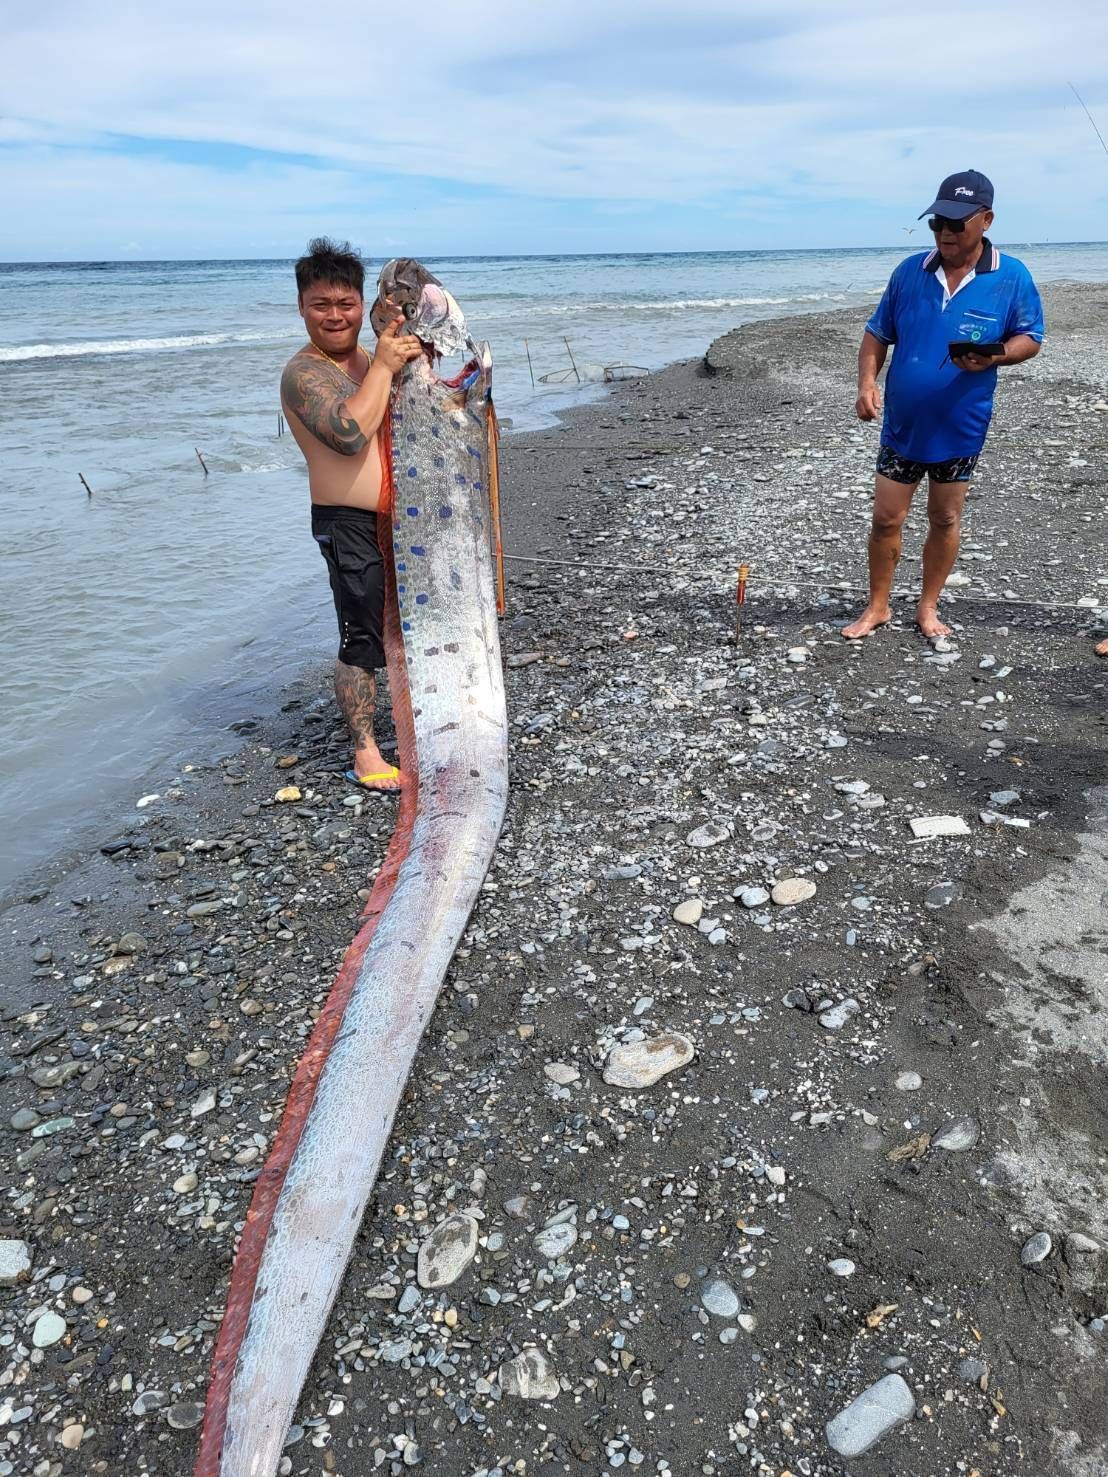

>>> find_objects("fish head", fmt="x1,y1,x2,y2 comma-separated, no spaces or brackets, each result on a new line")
371,257,469,357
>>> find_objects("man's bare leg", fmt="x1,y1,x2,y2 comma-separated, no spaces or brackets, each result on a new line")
916,480,968,639
842,475,917,639
1096,638,1108,657
334,659,401,789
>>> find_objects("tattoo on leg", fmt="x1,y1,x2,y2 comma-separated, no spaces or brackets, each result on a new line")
334,660,376,751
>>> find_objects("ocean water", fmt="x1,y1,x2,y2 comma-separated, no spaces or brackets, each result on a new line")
2,243,1106,893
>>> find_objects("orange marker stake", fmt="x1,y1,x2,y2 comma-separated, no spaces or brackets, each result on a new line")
486,398,507,617
735,563,750,641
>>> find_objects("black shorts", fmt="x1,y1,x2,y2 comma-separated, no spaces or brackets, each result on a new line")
876,444,979,486
311,504,385,672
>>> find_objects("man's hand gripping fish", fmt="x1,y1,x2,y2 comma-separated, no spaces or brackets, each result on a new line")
195,260,509,1477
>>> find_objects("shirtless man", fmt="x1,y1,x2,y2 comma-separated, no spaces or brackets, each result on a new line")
281,238,422,790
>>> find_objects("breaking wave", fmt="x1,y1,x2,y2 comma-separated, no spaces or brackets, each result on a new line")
0,329,296,362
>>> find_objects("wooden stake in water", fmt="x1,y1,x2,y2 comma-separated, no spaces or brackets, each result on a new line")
78,473,93,498
195,448,209,476
523,339,535,389
735,563,749,642
277,411,286,437
563,337,580,383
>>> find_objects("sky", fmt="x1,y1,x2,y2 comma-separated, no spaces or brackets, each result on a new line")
2,0,1107,260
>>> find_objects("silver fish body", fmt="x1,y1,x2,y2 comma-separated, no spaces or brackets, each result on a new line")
197,288,507,1477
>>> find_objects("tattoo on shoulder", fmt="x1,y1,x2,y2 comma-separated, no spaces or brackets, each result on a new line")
280,355,368,455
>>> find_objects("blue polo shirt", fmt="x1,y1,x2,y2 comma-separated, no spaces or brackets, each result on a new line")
866,240,1044,462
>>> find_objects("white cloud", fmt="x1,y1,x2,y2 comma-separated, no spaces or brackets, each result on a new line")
2,0,1106,255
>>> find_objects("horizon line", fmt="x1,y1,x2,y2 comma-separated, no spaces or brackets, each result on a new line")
2,239,1107,268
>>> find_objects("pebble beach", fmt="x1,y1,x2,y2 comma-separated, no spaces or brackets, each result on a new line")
2,281,1106,1475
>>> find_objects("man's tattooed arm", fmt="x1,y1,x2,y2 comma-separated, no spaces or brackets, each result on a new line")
280,357,369,455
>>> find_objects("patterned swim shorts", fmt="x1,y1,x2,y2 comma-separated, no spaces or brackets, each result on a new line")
876,445,979,485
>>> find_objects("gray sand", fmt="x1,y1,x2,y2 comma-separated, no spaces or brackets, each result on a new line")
1,282,1106,1476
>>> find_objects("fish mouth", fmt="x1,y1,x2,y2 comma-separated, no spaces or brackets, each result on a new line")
372,258,470,357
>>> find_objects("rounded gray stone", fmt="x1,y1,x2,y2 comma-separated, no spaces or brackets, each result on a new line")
416,1213,479,1289
933,1115,979,1152
167,1402,204,1430
32,1311,66,1348
825,1373,916,1459
739,886,770,909
827,1258,856,1278
895,1072,922,1093
1021,1231,1052,1266
686,821,729,850
699,1278,741,1319
673,898,704,926
534,1221,578,1261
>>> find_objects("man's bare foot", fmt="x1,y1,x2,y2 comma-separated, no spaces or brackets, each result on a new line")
915,605,952,639
350,744,403,792
842,606,892,639
1096,637,1108,657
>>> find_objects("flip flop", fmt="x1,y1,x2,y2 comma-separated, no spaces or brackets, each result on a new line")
344,766,402,793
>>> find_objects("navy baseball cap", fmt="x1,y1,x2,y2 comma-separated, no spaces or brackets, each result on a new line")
918,169,994,220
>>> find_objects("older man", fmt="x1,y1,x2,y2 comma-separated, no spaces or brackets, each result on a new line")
844,171,1044,640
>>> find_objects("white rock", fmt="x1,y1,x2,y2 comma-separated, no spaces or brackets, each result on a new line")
786,647,809,663
60,1424,85,1451
0,1239,33,1285
686,821,729,849
771,877,816,906
739,886,770,909
533,1221,578,1260
543,1062,579,1085
32,1311,67,1348
172,1172,198,1194
819,998,861,1031
826,1374,916,1458
673,898,704,926
895,1072,922,1092
828,1258,856,1277
909,814,970,839
417,1213,479,1289
603,1033,695,1089
498,1348,560,1401
933,1115,979,1152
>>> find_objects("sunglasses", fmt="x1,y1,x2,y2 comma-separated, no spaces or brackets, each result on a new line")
928,212,983,233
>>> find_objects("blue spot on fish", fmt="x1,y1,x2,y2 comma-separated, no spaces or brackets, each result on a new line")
406,507,419,517
454,473,467,487
407,467,418,478
433,455,445,469
466,445,481,459
416,593,429,605
402,620,411,631
410,545,425,556
440,506,453,518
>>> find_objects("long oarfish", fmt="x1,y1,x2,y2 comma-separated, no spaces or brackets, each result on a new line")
196,281,508,1477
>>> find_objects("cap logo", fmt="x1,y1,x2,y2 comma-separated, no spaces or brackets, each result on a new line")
954,186,975,197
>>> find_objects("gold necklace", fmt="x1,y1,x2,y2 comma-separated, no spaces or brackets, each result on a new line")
311,343,368,384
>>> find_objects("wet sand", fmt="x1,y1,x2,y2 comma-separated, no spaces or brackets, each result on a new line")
1,282,1106,1476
